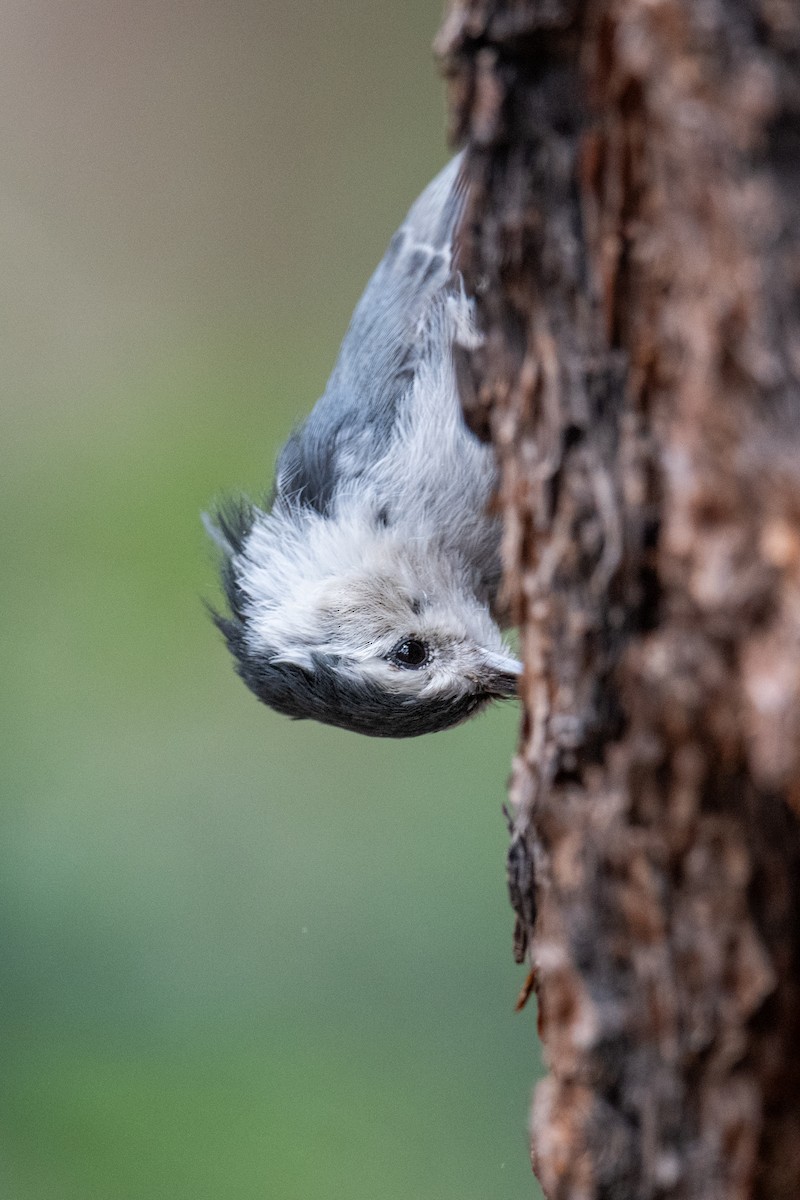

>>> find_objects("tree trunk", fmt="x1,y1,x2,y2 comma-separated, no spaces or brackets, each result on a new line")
436,3,800,1197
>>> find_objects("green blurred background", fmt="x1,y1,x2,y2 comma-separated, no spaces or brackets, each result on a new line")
1,3,542,1196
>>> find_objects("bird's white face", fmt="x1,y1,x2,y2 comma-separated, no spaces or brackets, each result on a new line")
330,572,516,693
226,505,519,735
252,561,520,705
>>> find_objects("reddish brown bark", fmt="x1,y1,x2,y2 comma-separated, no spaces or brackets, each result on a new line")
437,3,800,1197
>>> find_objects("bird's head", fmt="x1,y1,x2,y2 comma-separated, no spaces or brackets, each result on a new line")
207,502,520,737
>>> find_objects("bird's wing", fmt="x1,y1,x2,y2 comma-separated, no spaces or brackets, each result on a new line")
275,154,468,512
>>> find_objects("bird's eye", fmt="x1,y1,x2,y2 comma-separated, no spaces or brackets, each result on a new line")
388,638,429,669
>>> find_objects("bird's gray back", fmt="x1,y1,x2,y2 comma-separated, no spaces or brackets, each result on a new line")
275,155,467,513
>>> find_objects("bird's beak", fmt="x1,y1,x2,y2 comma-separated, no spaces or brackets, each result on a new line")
481,651,523,697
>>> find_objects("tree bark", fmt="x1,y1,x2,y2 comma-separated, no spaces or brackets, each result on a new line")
436,3,800,1197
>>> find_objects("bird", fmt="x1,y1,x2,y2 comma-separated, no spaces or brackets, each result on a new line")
205,154,521,737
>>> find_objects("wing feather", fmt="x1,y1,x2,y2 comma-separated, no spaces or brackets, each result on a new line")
276,155,468,512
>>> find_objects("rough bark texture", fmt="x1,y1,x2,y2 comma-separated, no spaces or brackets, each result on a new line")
436,2,800,1197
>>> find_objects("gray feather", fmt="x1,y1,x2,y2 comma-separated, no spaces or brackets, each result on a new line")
275,155,467,512
206,155,520,738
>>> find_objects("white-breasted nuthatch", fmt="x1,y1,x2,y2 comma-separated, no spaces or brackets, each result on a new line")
206,155,521,736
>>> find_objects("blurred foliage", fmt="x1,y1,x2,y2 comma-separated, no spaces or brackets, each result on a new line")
0,2,542,1196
